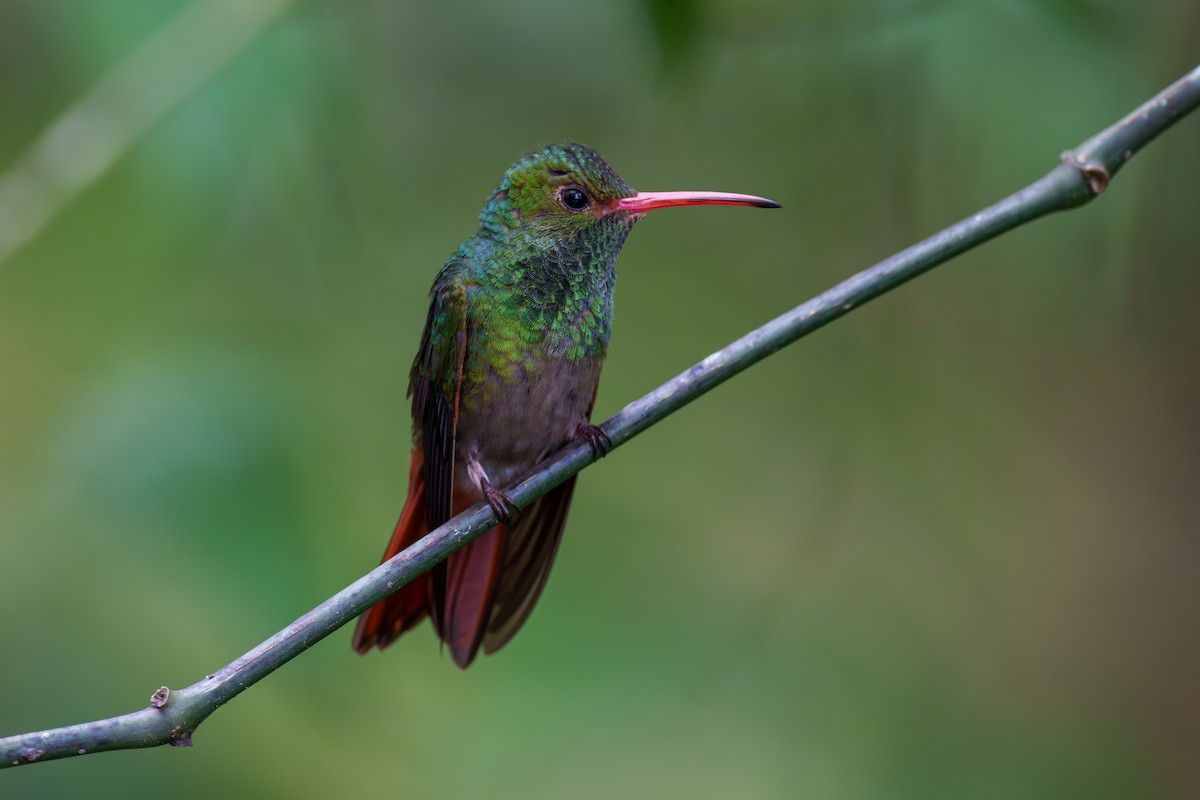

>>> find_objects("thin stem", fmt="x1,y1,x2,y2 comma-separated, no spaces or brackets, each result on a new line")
0,0,295,268
3,64,1199,768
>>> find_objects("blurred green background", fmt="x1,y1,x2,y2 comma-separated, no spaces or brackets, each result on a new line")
2,1,1198,797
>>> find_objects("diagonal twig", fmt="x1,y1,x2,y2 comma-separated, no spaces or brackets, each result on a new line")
1,64,1198,768
0,0,295,268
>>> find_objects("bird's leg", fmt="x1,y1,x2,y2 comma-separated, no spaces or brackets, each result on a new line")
482,482,519,524
467,459,519,524
575,422,612,459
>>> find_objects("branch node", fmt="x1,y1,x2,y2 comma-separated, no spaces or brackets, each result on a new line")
150,686,170,709
1060,151,1110,195
168,727,193,748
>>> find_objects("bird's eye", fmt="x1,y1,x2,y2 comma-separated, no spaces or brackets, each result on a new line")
559,186,591,211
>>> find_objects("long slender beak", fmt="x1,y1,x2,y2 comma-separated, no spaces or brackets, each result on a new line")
615,190,781,213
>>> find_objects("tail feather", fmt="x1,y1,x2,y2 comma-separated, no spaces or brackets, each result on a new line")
440,524,508,668
483,477,576,654
350,449,431,653
353,452,578,668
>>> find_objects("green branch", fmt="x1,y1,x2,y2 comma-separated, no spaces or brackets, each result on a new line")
3,64,1198,769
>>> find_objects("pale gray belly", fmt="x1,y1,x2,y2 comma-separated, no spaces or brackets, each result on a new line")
454,357,601,488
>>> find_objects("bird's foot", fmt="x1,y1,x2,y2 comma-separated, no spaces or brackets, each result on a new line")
576,423,613,459
482,481,519,525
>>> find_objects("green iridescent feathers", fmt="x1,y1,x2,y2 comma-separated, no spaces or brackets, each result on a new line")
414,142,638,417
478,143,635,239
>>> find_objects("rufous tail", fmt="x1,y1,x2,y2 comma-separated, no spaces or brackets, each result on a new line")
350,449,432,652
352,451,576,668
351,448,506,666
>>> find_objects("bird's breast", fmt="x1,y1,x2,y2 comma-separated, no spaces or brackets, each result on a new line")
454,353,602,488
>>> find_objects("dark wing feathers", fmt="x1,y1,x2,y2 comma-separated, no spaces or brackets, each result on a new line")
410,279,470,530
483,476,577,655
408,278,471,634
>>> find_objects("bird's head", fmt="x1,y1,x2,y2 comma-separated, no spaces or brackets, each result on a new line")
478,143,779,245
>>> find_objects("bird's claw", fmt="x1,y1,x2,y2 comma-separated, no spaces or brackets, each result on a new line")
576,423,613,459
483,484,519,524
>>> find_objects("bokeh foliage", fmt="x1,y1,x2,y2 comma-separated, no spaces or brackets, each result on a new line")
1,1,1198,797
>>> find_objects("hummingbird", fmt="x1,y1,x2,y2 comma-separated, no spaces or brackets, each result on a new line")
351,143,779,667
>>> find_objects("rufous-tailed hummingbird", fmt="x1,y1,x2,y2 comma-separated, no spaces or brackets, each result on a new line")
352,143,779,667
